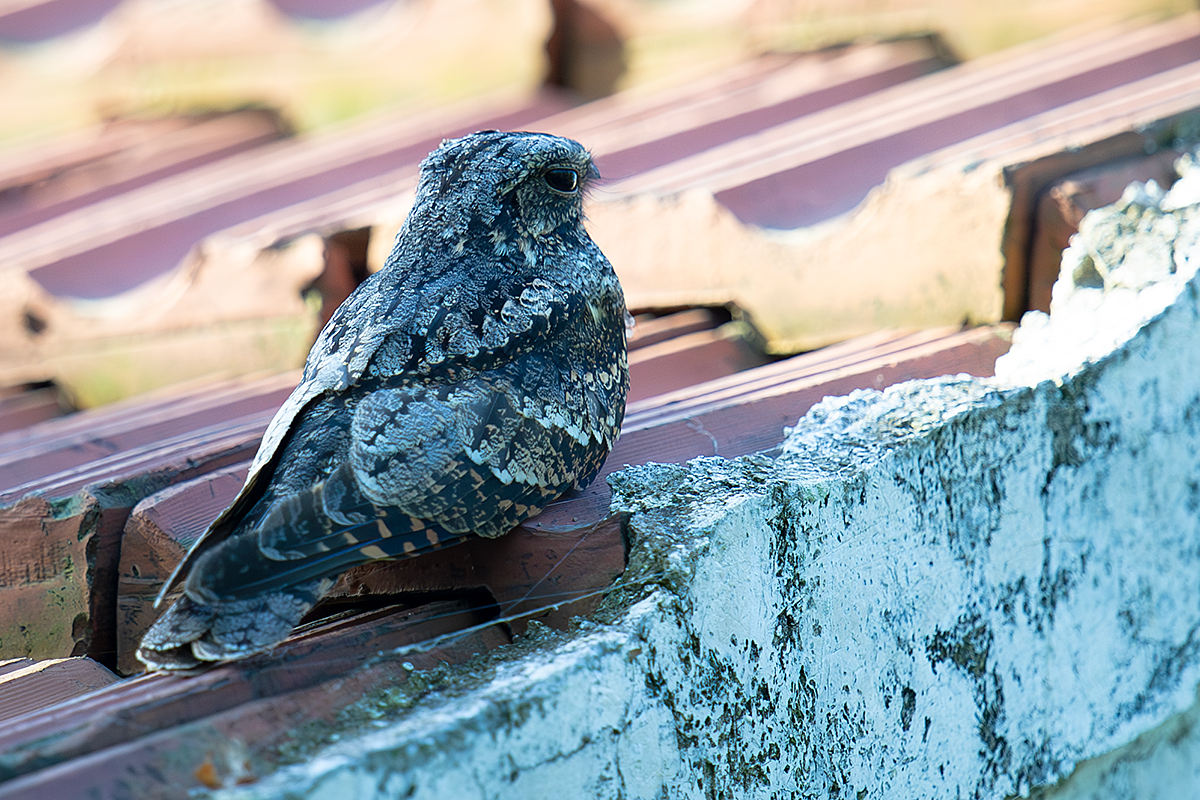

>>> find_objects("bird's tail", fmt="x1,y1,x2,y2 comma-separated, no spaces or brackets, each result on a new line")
136,578,330,672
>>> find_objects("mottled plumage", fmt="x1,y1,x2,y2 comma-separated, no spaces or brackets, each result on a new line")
138,131,628,671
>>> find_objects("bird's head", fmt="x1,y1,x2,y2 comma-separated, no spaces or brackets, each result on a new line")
411,130,600,246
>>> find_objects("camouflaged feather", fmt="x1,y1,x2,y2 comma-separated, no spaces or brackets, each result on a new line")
139,131,628,669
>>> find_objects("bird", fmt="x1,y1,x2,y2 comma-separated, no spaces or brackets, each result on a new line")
137,131,629,671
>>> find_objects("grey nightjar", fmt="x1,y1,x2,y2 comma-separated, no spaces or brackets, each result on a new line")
138,130,629,671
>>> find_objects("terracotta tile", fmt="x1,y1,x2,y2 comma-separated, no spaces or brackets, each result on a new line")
627,308,722,350
0,372,296,497
0,414,270,666
1,97,567,299
0,657,119,724
0,0,118,44
1024,151,1182,313
628,323,771,402
610,17,1200,229
543,35,955,182
0,658,34,677
0,111,290,238
0,384,68,434
0,601,508,794
591,26,1200,353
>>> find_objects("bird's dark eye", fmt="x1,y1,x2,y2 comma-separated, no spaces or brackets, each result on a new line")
544,168,579,194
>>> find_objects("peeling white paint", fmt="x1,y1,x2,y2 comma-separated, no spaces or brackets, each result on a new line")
216,163,1200,800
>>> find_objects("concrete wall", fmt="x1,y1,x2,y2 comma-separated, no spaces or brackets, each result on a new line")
215,163,1200,799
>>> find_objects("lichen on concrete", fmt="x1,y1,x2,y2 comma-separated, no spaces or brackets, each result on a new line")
213,159,1200,799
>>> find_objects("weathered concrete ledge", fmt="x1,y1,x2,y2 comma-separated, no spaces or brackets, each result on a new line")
214,162,1200,798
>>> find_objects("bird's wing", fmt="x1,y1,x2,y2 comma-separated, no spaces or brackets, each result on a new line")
254,272,584,495
154,275,403,605
187,372,604,602
157,272,584,605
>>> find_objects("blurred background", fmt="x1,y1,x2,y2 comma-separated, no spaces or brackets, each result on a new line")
0,0,1191,146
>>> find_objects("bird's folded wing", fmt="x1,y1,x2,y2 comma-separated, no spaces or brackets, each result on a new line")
187,376,598,602
159,278,583,606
